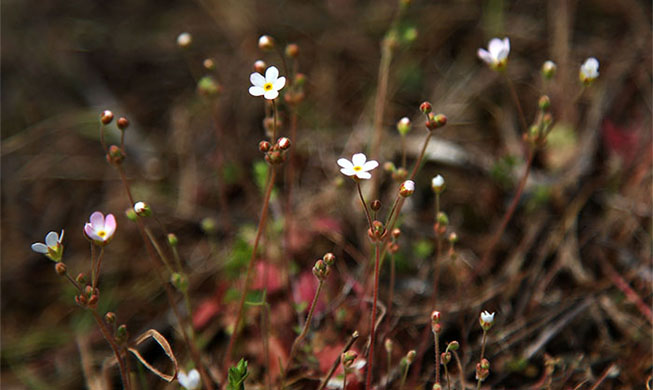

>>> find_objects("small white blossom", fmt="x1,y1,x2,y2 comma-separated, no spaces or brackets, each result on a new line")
31,230,64,262
84,211,117,246
249,66,286,100
579,57,599,84
541,60,557,79
178,369,201,390
431,175,445,193
399,180,415,197
477,37,510,70
479,310,495,331
177,32,192,48
337,153,379,180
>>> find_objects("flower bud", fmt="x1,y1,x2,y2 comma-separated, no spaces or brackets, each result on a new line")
541,60,557,79
107,145,124,165
432,384,442,390
480,358,490,370
125,208,138,222
117,117,129,131
479,311,495,331
399,180,415,197
447,340,459,351
542,113,553,127
312,259,330,280
258,35,275,51
88,294,99,308
55,262,67,276
448,232,458,244
277,137,291,150
392,167,408,182
437,212,449,226
100,110,114,125
388,243,399,253
538,95,551,111
406,350,416,364
76,273,86,285
167,233,178,247
396,117,412,135
259,140,271,153
391,228,401,238
371,200,382,211
385,338,393,353
116,324,128,343
294,73,307,86
133,201,151,217
285,43,299,58
171,272,188,292
420,101,432,114
441,351,452,365
368,220,386,241
384,161,396,173
198,76,221,97
431,175,445,193
431,310,441,324
323,252,336,266
105,312,116,324
254,60,267,73
177,32,192,48
203,58,215,70
201,217,217,234
433,114,447,128
341,351,358,368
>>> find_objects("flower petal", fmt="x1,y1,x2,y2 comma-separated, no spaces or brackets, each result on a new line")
250,72,265,87
273,76,286,91
265,66,279,82
352,153,367,167
45,231,59,247
31,243,48,254
188,369,201,388
355,171,372,180
104,214,117,237
340,167,356,176
488,38,505,59
337,158,353,169
90,211,105,230
249,86,265,96
84,223,100,241
178,371,189,388
362,160,378,171
477,49,493,64
503,37,510,54
263,89,279,100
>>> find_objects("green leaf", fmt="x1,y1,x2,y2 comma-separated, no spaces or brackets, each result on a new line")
227,358,248,390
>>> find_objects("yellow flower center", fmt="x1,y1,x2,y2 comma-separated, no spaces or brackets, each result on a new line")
353,165,362,172
97,230,106,238
263,82,274,91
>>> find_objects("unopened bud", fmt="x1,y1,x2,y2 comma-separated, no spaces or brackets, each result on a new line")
392,167,408,182
420,101,432,114
116,324,128,342
200,217,217,234
125,208,138,222
542,113,553,127
323,252,336,266
312,259,330,280
76,273,86,285
399,180,415,197
258,35,275,51
396,117,412,135
480,311,495,331
431,174,445,193
171,272,188,292
538,95,551,111
88,294,99,307
541,60,557,79
433,114,447,128
100,110,114,125
117,117,129,130
341,351,358,368
385,338,393,353
441,351,452,365
371,200,382,211
167,233,178,247
285,43,299,58
107,145,124,164
480,358,490,370
277,137,291,150
133,201,151,217
431,310,441,324
104,312,116,324
203,58,215,70
259,140,271,153
294,73,307,86
432,384,442,390
406,350,416,364
55,262,67,276
198,76,221,97
254,60,267,73
177,32,192,48
448,232,458,243
437,212,449,226
391,228,401,238
384,161,396,173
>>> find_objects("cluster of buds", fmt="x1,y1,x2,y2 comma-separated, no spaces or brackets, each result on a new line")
75,285,100,309
103,312,129,345
106,145,125,165
431,310,442,334
367,220,387,243
475,358,490,381
312,252,336,281
259,137,292,165
523,95,554,147
387,228,401,254
420,101,447,131
441,340,459,367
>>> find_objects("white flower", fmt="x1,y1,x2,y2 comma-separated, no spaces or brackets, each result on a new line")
431,175,445,193
477,37,510,70
579,57,599,84
479,310,495,331
399,180,415,197
249,66,286,100
337,153,379,180
84,211,117,246
178,369,201,390
177,32,192,48
32,230,64,262
133,201,151,217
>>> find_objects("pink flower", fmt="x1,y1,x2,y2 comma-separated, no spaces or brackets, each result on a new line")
84,211,117,246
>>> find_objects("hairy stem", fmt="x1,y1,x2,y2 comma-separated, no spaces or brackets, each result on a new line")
365,242,382,390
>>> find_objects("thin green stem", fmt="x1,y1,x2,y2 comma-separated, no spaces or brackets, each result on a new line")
401,134,407,169
222,167,277,380
452,351,465,390
284,279,325,378
272,99,278,141
343,369,348,390
504,73,528,133
480,330,487,361
91,309,131,390
399,363,410,390
356,181,374,229
444,364,451,390
365,242,382,390
143,226,174,274
90,243,96,290
92,247,105,291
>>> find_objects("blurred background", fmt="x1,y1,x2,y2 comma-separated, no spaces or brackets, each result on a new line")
2,0,651,389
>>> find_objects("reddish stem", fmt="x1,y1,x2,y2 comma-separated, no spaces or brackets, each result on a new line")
365,242,382,390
